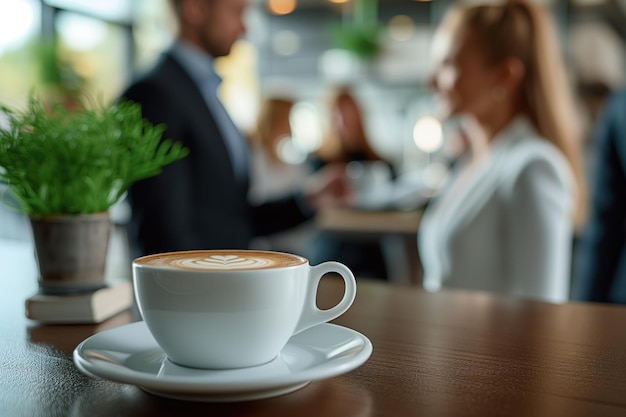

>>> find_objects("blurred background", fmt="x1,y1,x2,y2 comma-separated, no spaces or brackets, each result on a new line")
1,0,625,273
2,0,624,174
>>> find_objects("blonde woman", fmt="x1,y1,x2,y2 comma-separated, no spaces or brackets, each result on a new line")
247,96,315,256
418,0,585,302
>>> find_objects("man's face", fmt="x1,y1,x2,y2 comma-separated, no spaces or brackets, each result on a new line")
187,0,247,57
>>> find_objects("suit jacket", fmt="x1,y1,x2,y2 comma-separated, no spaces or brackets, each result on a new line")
575,90,626,304
120,52,311,256
418,117,573,303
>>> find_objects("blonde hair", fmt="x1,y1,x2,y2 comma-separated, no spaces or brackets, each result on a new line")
249,97,294,164
452,0,586,227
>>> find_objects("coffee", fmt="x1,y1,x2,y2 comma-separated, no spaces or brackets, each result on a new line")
135,250,306,271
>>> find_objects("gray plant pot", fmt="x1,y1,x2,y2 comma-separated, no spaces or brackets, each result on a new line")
30,212,111,295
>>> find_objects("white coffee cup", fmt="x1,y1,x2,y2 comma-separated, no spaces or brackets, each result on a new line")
132,249,357,369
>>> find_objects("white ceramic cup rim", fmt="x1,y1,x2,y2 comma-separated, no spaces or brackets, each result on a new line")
132,249,309,272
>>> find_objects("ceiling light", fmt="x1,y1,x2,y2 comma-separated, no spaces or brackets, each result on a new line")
267,0,297,15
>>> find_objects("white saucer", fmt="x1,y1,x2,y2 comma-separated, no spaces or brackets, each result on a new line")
73,321,372,402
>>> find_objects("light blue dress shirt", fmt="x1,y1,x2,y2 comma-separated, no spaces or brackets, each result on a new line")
169,40,249,182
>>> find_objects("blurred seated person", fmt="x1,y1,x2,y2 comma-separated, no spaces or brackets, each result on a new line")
312,86,392,168
247,95,317,256
418,0,586,303
574,89,626,304
310,85,394,280
314,86,398,210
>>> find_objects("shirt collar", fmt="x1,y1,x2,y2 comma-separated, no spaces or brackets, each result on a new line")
487,115,539,156
169,40,221,90
494,116,538,143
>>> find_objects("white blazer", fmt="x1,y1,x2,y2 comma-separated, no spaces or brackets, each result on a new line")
418,117,574,303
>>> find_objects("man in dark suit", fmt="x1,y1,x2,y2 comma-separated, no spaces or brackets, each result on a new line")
575,89,626,304
121,0,350,256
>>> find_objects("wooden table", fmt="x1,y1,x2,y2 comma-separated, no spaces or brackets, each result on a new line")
316,208,423,285
2,238,626,416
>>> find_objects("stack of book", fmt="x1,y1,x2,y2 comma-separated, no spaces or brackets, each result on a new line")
25,281,133,324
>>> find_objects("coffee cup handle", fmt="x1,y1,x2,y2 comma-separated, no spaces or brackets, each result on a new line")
294,261,357,335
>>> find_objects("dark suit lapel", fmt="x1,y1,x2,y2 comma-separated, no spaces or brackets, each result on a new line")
157,53,245,189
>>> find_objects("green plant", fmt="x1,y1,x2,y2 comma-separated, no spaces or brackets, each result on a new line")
330,23,382,59
0,94,189,216
328,0,383,59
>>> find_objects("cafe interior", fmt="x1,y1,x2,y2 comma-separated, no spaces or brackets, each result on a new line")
2,0,625,287
2,0,626,416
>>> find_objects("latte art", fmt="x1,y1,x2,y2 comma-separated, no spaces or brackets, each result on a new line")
174,255,274,270
135,250,307,271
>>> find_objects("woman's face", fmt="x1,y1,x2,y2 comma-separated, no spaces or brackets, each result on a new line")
428,25,501,121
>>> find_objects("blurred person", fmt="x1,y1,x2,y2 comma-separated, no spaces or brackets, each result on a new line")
313,85,396,208
120,0,350,256
248,96,310,201
574,89,626,304
310,85,394,280
418,0,586,303
569,21,625,127
247,95,317,256
314,85,390,167
568,21,626,187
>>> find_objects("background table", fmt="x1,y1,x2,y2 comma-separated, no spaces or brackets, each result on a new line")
2,238,626,417
316,208,423,284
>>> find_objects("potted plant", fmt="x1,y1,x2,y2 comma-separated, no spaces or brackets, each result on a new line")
0,93,188,294
329,0,383,59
